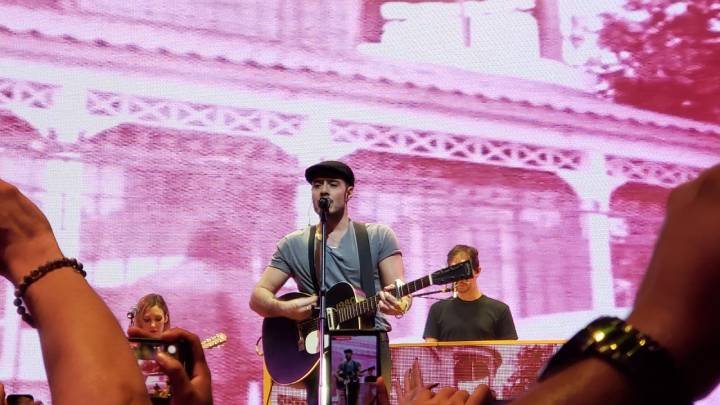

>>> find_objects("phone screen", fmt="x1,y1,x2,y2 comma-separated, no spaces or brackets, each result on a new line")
329,330,381,405
129,338,181,400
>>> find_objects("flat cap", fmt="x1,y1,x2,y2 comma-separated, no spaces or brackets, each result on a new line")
304,160,355,186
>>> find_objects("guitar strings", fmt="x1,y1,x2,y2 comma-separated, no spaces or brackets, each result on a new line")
296,275,434,331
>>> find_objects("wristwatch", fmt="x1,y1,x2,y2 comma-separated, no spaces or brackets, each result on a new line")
538,316,690,404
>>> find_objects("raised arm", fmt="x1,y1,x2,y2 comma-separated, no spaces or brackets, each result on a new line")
375,164,720,405
0,180,148,405
513,163,720,404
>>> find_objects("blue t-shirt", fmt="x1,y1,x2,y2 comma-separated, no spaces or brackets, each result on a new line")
269,221,401,330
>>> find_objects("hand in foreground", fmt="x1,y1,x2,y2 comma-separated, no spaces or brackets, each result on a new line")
376,359,493,405
627,163,720,399
0,180,63,285
128,327,213,405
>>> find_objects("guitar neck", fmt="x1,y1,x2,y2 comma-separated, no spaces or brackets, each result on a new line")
336,275,432,324
297,261,470,331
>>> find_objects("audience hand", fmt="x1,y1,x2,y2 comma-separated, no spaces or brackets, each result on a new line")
627,163,720,399
0,180,63,286
0,180,149,404
128,326,213,405
376,359,493,405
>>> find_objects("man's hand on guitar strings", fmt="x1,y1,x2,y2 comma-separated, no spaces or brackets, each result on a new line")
279,295,317,321
378,285,407,317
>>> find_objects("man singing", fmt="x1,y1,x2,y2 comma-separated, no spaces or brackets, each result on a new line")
249,160,410,403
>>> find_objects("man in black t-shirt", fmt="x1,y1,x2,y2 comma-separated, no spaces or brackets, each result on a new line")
423,245,517,342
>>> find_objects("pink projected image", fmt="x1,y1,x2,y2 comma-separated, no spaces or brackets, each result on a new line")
0,0,718,403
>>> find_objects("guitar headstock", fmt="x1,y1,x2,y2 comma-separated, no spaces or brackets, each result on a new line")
201,332,228,350
430,260,473,285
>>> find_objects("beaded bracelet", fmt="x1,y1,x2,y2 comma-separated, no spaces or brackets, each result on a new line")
13,258,86,327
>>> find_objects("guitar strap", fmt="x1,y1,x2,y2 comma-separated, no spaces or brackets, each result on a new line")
307,222,375,300
308,225,319,293
353,222,376,299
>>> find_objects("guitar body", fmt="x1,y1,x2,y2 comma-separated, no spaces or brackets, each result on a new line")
262,283,369,385
262,292,319,386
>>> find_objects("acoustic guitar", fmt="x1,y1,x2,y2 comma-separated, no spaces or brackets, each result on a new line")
262,261,473,385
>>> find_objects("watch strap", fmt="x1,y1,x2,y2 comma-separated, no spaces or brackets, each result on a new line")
538,316,690,404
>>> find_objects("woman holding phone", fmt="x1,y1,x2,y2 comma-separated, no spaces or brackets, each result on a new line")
130,293,171,338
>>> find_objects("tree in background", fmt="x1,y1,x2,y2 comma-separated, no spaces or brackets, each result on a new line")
594,0,720,124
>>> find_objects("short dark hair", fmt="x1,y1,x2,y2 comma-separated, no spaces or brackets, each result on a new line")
447,244,480,272
344,349,353,354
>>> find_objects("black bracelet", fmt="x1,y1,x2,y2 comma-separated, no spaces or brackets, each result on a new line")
13,258,86,328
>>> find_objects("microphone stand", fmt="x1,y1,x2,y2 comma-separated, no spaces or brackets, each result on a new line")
317,201,329,405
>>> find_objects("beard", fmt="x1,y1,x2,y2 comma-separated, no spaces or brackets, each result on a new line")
455,282,471,294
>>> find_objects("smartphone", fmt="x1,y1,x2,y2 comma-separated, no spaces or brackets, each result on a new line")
329,329,381,405
7,394,34,405
128,338,186,401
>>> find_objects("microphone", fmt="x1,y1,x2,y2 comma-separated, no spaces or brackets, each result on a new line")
318,197,331,211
